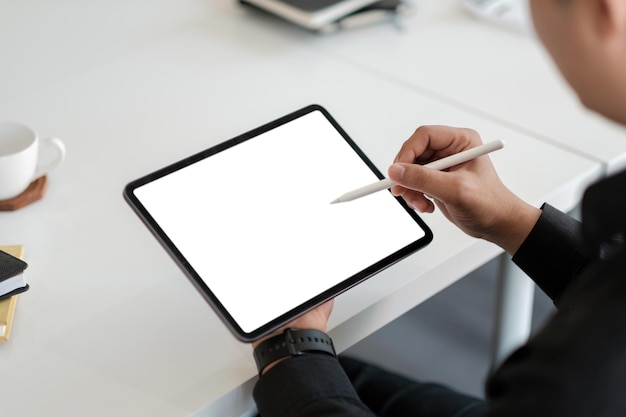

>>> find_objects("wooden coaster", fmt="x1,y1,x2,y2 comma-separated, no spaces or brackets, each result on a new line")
0,176,48,211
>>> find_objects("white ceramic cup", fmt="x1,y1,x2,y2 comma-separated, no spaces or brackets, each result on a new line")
0,122,66,201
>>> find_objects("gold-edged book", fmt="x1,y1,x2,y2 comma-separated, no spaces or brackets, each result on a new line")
0,245,25,342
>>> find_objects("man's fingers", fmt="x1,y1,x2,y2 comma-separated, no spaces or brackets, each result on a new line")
390,162,470,205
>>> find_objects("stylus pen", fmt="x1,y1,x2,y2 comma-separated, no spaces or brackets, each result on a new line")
330,139,505,204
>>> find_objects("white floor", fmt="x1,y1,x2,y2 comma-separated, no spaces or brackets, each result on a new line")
343,257,556,399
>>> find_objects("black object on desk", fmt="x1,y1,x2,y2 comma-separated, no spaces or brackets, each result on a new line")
0,249,29,300
240,0,409,32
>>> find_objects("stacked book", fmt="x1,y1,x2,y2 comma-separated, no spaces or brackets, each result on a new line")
0,246,28,342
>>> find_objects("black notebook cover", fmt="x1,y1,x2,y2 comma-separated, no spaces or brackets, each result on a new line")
0,250,28,282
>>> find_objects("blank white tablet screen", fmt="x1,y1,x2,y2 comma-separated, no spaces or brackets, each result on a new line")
133,109,426,333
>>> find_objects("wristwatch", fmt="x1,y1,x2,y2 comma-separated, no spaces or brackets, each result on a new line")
253,328,336,375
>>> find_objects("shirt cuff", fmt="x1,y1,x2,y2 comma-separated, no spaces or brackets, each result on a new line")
512,203,589,305
253,354,366,417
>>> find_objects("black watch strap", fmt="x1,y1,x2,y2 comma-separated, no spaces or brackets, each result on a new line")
253,328,336,375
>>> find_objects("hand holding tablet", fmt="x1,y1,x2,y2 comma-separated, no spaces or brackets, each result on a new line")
124,105,432,341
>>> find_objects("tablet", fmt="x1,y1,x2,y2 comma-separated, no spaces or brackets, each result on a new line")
124,105,432,342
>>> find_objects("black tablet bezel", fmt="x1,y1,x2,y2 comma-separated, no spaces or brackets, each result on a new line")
124,104,433,342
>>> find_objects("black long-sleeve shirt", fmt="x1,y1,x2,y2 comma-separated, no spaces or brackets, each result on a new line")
254,172,626,417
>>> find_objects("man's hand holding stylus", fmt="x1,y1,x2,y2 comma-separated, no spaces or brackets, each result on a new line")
388,125,541,256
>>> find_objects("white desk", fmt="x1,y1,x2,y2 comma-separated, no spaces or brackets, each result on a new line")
0,1,603,416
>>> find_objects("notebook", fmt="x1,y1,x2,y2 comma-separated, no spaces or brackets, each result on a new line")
0,245,27,342
240,0,397,31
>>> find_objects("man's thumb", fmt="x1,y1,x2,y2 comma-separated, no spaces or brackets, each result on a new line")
388,163,443,198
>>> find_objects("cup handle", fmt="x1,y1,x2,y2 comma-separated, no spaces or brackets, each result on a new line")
33,137,66,180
